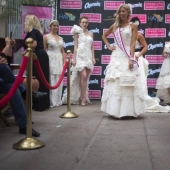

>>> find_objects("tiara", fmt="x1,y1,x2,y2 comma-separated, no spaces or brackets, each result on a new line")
50,20,59,26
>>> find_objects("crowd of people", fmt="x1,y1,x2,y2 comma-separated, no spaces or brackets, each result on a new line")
1,3,170,135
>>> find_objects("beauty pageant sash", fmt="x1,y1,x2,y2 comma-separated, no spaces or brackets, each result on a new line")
114,27,139,70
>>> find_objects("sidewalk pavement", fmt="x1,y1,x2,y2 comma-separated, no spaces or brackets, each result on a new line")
0,100,170,170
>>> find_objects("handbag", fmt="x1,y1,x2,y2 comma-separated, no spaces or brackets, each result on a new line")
120,75,136,87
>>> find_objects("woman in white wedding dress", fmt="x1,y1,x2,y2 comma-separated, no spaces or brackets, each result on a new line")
156,41,170,104
62,16,96,106
44,20,65,107
101,4,146,118
130,17,170,112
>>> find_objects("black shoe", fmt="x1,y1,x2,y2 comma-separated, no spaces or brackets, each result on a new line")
19,127,40,137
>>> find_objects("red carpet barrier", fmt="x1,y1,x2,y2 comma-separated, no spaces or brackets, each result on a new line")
34,59,68,89
0,57,28,107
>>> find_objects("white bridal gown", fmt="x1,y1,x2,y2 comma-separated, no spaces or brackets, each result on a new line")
101,24,146,118
135,41,170,112
156,42,170,103
62,25,94,104
46,35,64,107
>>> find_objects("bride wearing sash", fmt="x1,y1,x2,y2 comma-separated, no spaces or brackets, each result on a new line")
101,4,146,118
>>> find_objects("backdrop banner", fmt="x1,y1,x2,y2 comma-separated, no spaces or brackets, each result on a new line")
57,0,170,99
22,5,53,39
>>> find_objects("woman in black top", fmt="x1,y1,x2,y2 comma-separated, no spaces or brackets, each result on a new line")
23,15,50,109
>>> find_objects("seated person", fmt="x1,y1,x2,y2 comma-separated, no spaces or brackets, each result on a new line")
0,37,40,137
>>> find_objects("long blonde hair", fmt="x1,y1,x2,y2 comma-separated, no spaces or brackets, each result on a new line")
24,15,43,34
114,4,132,31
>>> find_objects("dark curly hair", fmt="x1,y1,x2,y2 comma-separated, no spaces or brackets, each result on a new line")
130,17,141,27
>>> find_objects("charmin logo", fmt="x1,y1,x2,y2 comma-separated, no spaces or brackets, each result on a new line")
138,29,144,34
168,31,170,37
103,68,107,75
145,28,166,38
60,1,82,9
144,1,165,10
104,1,125,10
80,13,101,23
63,41,74,48
128,2,142,8
84,1,101,9
167,3,170,10
58,12,76,21
89,78,99,85
148,42,163,50
148,14,163,22
104,43,115,49
148,68,161,76
59,26,72,35
89,28,100,33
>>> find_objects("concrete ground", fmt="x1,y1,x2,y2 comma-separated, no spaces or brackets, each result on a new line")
0,100,170,170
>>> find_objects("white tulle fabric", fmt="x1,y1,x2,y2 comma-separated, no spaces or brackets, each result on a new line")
62,25,94,104
135,42,170,112
101,25,146,118
46,35,63,107
156,42,170,103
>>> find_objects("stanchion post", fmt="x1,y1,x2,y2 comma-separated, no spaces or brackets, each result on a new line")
13,38,45,150
60,50,78,118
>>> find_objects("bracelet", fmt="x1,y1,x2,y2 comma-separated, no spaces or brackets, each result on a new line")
129,57,134,60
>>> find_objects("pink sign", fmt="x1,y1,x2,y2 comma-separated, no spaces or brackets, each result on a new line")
101,55,111,64
165,14,170,24
101,79,104,88
88,90,101,99
59,26,72,35
63,77,67,86
80,13,101,23
145,55,164,64
104,1,125,10
60,0,82,9
22,5,52,38
92,66,102,75
130,14,147,23
93,41,102,50
144,1,165,10
103,29,114,38
145,28,166,38
147,78,157,88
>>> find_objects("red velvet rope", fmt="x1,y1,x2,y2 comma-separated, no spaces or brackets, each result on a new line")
0,57,28,107
34,59,68,89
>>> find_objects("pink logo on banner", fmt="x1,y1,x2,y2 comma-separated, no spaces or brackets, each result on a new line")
145,55,164,64
101,79,104,88
147,78,157,88
104,1,125,10
130,14,147,23
63,77,67,86
93,41,102,50
88,90,101,99
144,1,165,10
101,55,111,64
80,13,101,23
103,29,114,38
92,66,102,75
60,0,82,9
165,14,170,23
59,26,72,35
145,28,166,38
